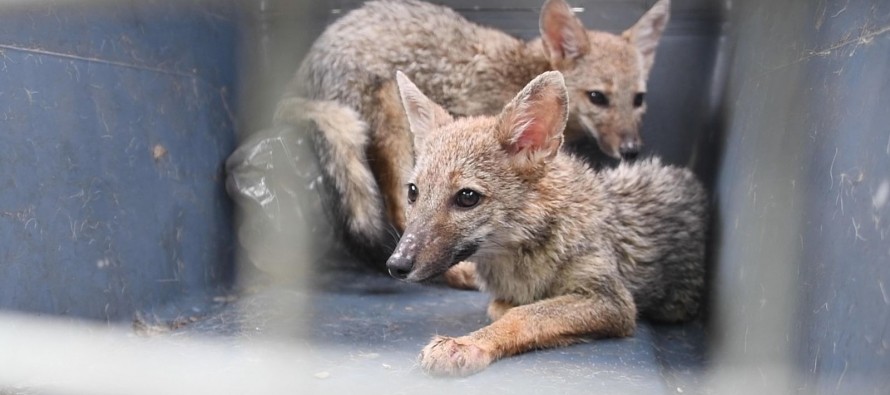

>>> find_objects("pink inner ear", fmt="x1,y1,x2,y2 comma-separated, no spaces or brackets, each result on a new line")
543,19,571,59
541,2,587,61
511,110,559,153
514,120,547,152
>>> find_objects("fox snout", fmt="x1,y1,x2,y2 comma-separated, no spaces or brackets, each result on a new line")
597,124,642,160
386,232,419,279
581,117,643,161
386,228,480,282
619,136,641,160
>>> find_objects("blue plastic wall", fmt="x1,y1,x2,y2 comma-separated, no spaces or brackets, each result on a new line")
0,2,238,321
710,0,890,392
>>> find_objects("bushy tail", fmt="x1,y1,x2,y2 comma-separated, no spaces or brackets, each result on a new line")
275,97,397,265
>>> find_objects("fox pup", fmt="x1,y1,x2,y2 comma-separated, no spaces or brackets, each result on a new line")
275,0,672,263
387,71,707,376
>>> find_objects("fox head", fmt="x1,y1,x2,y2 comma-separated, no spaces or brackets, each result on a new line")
539,0,670,160
386,70,568,281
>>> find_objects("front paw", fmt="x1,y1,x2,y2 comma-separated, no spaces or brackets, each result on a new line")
443,261,478,290
418,336,493,377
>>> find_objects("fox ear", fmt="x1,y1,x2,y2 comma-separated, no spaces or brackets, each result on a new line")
539,0,590,66
497,71,568,169
395,71,453,147
623,0,670,76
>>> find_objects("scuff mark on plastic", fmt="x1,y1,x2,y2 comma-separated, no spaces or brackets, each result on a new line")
0,43,196,79
851,217,865,242
219,87,235,126
153,144,168,161
803,24,890,59
873,180,889,210
830,0,849,18
828,147,837,188
23,87,37,105
879,280,889,305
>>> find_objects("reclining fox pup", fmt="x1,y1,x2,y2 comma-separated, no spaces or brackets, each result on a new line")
387,71,707,376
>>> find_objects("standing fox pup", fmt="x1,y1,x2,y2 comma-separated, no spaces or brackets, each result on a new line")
387,71,707,376
276,0,672,261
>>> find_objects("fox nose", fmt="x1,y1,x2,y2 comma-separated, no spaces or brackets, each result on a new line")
619,141,640,160
386,253,414,279
388,231,423,280
620,149,639,160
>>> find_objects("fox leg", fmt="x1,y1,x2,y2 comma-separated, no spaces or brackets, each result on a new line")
443,261,479,290
419,277,637,377
486,298,515,321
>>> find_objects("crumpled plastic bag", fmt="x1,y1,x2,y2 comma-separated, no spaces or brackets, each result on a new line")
225,124,334,273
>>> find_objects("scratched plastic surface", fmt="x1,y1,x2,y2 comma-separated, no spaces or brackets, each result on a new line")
708,0,890,393
0,2,238,320
171,263,707,395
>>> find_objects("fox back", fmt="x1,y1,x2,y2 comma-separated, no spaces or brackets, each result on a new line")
288,0,671,160
294,0,530,117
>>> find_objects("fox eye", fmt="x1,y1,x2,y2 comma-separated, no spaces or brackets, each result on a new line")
587,90,609,107
454,189,481,208
633,92,645,108
407,183,418,204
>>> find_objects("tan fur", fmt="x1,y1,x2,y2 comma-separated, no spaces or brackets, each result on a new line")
277,0,672,263
365,80,414,230
275,98,387,241
486,298,515,321
420,293,636,376
389,71,707,376
442,261,479,290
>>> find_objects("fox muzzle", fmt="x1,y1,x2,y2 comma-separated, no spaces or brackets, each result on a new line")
386,228,480,282
386,255,414,280
619,139,640,160
386,232,419,280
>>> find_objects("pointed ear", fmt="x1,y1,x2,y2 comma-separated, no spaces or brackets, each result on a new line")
623,0,670,75
395,71,453,148
497,71,568,170
539,0,590,66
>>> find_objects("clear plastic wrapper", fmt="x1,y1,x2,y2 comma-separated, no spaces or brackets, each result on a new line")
225,125,333,273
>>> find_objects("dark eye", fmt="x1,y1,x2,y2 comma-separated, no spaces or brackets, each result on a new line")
454,189,481,208
587,90,609,107
407,183,418,204
633,92,645,108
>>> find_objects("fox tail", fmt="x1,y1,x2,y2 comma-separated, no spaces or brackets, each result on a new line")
275,97,397,266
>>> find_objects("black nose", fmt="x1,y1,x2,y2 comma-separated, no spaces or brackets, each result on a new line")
386,257,413,279
620,148,639,161
619,138,640,160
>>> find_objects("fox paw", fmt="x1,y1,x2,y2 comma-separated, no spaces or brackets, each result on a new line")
443,261,479,290
419,336,493,377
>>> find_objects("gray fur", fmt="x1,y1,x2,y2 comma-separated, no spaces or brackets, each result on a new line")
291,0,547,117
393,71,707,324
279,0,672,265
473,156,707,322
